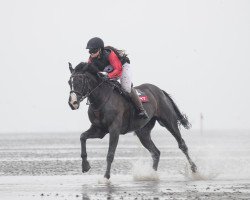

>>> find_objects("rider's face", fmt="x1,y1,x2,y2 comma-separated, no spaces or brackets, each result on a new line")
89,48,100,58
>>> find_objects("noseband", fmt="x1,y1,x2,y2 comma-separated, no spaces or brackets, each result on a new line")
70,73,105,102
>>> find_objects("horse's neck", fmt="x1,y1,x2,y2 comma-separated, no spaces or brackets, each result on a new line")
88,82,112,107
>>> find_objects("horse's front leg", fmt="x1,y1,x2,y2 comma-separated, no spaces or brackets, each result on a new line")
104,123,121,179
80,125,107,173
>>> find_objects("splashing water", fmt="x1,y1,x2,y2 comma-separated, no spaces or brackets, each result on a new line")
181,145,231,181
98,177,111,184
181,162,219,181
132,159,159,181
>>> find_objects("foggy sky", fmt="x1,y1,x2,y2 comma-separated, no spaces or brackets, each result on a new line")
0,0,249,133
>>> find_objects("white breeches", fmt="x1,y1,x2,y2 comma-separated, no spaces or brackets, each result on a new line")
120,63,132,93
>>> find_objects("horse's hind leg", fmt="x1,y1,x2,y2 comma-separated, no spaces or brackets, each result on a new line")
135,118,160,170
159,120,197,173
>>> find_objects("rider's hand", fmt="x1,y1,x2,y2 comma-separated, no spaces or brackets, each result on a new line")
98,71,109,80
99,72,108,76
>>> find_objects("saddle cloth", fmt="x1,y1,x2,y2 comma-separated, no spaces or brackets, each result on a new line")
136,89,149,103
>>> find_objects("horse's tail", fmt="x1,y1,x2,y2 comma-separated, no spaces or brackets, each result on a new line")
162,90,191,129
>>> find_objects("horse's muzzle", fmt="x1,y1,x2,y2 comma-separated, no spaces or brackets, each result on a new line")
68,101,79,110
69,92,79,110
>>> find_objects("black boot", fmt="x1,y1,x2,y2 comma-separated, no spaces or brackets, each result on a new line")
130,88,149,119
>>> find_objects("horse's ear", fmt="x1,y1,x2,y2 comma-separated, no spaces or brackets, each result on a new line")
68,62,73,73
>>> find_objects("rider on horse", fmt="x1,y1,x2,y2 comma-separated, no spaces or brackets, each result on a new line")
86,37,149,119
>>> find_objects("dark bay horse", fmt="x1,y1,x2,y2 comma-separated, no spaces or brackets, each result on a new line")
68,62,197,179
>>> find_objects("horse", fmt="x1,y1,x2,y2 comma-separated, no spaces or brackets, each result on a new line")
68,62,197,179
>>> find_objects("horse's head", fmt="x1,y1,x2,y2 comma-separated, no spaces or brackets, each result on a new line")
68,62,99,110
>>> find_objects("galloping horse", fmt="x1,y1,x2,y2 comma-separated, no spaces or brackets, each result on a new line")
68,62,197,179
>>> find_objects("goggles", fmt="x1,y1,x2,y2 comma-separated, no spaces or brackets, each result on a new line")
89,48,99,54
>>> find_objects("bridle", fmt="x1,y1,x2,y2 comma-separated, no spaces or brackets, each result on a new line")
70,73,106,102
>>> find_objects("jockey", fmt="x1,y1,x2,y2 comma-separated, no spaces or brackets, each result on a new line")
86,37,149,119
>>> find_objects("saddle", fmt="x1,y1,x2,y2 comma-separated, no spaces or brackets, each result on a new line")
108,80,149,103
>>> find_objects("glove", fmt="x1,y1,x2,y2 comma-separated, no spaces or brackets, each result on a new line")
99,71,108,76
98,71,109,80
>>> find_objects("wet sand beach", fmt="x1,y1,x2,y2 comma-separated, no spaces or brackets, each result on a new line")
1,175,250,200
0,130,250,199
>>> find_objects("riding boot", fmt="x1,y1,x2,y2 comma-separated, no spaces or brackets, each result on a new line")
129,88,149,119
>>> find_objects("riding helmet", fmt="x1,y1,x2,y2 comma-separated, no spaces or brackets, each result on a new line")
86,37,104,49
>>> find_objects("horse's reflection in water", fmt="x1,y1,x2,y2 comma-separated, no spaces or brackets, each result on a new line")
81,193,90,200
81,183,117,200
81,178,160,199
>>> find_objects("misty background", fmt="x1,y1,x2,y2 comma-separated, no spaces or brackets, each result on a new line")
0,0,249,133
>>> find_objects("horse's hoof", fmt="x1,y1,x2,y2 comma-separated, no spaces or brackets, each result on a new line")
191,164,197,173
104,174,110,180
98,177,110,184
82,161,91,173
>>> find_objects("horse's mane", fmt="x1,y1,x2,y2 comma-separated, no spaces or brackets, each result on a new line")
74,62,99,75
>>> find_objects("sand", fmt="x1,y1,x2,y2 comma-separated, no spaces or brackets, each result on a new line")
0,175,250,200
1,131,250,199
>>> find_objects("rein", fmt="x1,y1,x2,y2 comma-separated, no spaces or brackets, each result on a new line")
82,79,106,102
70,73,106,103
